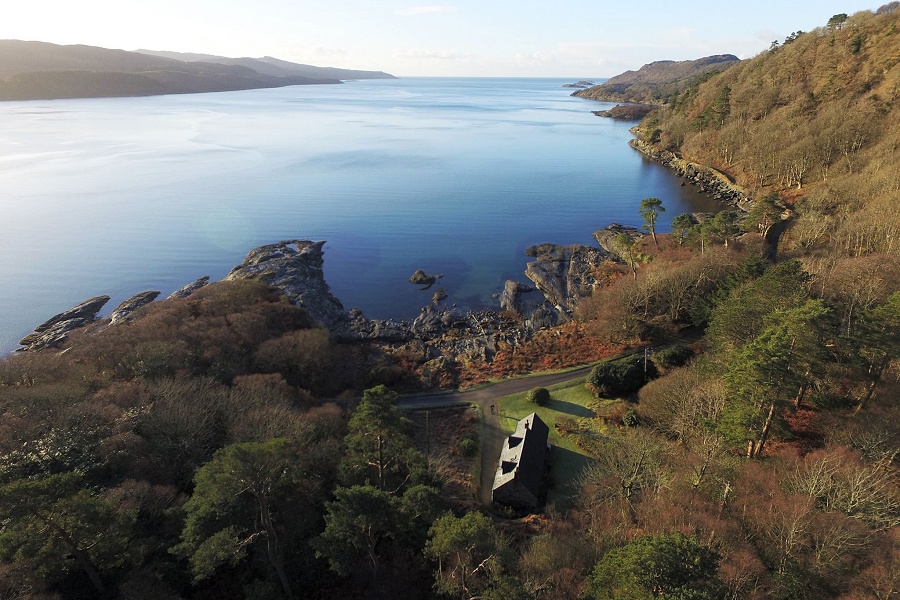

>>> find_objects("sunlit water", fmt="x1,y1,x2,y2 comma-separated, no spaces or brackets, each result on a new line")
0,78,720,353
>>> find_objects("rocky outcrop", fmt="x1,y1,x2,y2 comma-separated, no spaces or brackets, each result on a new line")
411,305,468,337
409,269,441,289
167,276,210,299
499,280,538,315
593,224,646,259
225,241,348,331
629,139,750,210
524,243,609,315
18,295,110,351
563,80,594,88
108,291,160,326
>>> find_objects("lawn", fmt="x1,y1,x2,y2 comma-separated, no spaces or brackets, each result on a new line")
497,379,626,510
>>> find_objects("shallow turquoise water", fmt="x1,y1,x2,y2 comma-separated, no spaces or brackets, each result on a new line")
0,78,719,353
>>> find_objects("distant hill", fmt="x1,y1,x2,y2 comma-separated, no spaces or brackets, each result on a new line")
0,40,394,101
573,54,739,104
136,49,396,81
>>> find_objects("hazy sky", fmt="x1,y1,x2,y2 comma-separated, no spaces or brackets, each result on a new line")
2,1,884,77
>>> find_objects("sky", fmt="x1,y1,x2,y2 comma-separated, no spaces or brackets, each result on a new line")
1,1,886,77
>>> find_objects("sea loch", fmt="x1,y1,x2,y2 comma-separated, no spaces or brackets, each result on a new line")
0,77,721,353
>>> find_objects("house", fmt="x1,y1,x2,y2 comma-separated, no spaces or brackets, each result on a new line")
492,413,551,511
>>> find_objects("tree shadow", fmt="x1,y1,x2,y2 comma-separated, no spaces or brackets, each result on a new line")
547,399,595,418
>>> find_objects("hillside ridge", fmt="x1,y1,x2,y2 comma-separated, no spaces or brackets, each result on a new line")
0,40,394,101
573,53,740,104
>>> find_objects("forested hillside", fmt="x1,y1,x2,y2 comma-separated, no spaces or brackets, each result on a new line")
634,5,900,268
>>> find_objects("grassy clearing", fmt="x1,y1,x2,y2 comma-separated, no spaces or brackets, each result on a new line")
497,379,627,510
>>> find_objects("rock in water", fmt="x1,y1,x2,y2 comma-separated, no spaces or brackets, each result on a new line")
524,244,608,312
18,295,110,351
108,291,160,326
167,276,210,299
225,240,347,330
409,269,441,289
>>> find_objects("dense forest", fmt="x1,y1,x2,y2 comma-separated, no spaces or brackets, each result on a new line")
1,5,899,600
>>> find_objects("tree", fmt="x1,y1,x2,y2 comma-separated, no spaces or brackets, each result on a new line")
671,213,696,246
746,193,783,239
707,259,811,351
720,300,831,457
173,439,321,599
580,430,667,523
853,292,900,413
615,232,639,279
640,197,666,246
586,532,722,599
0,473,133,595
340,385,426,493
686,219,717,254
426,512,504,600
314,485,399,584
827,13,848,29
315,483,445,585
710,210,741,247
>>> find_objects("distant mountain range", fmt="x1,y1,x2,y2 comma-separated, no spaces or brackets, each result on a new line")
0,40,395,101
573,54,739,104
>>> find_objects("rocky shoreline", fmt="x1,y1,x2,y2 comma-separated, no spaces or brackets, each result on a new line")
628,139,751,211
16,227,645,364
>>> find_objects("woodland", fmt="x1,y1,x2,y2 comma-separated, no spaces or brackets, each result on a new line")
0,5,899,600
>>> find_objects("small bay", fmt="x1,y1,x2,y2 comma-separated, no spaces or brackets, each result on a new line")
0,77,720,353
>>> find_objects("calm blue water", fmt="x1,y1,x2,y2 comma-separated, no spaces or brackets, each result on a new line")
0,78,719,353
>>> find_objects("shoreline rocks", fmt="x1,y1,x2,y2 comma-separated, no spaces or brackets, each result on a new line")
593,224,646,259
167,276,210,299
18,295,110,351
629,139,750,210
108,291,160,326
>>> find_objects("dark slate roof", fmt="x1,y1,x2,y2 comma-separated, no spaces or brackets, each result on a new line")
492,413,549,502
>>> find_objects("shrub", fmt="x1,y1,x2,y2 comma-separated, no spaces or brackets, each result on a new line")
458,434,478,457
623,408,640,427
586,355,654,398
527,387,551,406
